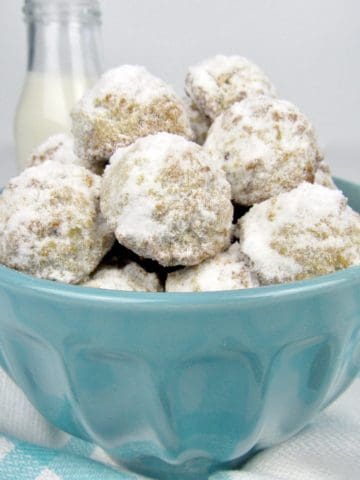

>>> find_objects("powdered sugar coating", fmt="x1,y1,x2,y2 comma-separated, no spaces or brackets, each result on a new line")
204,96,320,205
28,134,106,175
0,161,114,283
166,242,259,292
236,182,360,284
315,161,337,190
101,132,233,267
82,263,162,292
72,65,193,169
183,97,211,145
185,55,277,120
28,134,80,167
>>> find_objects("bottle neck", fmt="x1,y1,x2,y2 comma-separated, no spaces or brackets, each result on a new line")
24,0,101,23
24,0,103,79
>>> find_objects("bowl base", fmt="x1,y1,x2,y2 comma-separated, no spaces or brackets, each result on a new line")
109,450,257,480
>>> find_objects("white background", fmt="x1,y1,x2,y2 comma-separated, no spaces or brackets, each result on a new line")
0,0,359,182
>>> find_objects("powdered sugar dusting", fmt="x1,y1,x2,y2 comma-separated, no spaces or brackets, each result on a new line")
183,96,212,145
0,161,114,283
185,55,277,120
205,96,320,205
82,263,162,292
315,161,337,190
28,133,105,174
28,134,79,167
72,65,193,169
237,182,360,284
86,65,176,106
101,132,233,267
166,242,259,292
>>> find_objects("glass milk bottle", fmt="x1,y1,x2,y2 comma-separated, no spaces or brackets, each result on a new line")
15,0,103,170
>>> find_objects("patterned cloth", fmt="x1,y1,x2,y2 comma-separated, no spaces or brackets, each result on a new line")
0,368,359,480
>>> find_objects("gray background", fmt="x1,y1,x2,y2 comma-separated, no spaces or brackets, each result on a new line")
0,0,359,182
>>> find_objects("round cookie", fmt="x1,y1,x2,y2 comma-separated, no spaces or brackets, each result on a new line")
28,134,79,167
315,160,337,190
82,263,162,292
204,96,320,205
166,242,259,292
185,55,276,120
72,65,193,169
29,134,106,175
236,182,360,284
183,96,211,145
0,161,114,284
101,132,233,267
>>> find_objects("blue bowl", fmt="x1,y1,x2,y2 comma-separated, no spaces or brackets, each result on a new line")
0,178,359,479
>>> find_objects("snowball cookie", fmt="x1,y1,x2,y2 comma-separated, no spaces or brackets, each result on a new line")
185,55,276,120
315,160,337,190
0,161,114,284
166,242,259,292
28,134,79,168
204,96,320,205
72,65,193,169
101,132,233,267
183,97,211,145
236,182,360,285
82,263,162,292
29,134,107,175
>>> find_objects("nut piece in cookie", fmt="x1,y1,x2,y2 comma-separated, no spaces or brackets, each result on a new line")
72,65,193,169
205,96,320,205
166,242,259,292
236,182,360,284
185,55,276,120
101,132,233,267
0,161,114,283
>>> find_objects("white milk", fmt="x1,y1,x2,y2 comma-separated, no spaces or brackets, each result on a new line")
14,72,94,170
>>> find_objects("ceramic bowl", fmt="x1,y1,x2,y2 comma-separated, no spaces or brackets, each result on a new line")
0,178,359,480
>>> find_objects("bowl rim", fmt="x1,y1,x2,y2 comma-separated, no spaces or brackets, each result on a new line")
0,262,359,306
0,177,359,306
